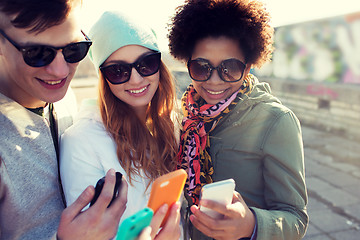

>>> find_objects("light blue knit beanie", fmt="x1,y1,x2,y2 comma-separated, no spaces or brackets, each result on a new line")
88,11,159,71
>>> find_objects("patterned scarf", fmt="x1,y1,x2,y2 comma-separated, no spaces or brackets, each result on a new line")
178,73,255,205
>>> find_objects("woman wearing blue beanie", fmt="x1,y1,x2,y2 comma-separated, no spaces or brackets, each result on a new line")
60,11,181,239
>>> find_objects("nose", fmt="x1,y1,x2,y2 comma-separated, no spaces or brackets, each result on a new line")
44,50,70,78
207,68,223,84
128,67,144,84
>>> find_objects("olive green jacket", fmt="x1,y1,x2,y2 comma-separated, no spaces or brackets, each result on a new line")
190,81,308,239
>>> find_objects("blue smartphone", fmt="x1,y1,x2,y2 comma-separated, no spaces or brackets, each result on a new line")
116,207,154,240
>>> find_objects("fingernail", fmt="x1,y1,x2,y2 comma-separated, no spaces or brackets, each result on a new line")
108,168,115,175
161,204,169,213
143,226,152,234
174,202,181,210
84,186,95,201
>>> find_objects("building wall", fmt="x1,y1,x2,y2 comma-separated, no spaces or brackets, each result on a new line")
256,12,360,84
265,78,360,141
254,11,360,141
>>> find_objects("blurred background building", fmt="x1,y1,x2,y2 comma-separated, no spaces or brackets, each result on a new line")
254,11,360,141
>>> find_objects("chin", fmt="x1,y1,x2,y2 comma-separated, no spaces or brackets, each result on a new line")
42,91,68,104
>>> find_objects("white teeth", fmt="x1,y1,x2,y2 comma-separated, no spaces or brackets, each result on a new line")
207,89,225,95
129,86,147,94
44,80,62,85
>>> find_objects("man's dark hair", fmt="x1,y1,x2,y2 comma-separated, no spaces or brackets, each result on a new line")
0,0,79,33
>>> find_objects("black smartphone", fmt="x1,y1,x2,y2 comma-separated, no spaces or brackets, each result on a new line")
90,172,123,207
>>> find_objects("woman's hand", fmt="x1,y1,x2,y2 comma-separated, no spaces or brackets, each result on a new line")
149,202,181,240
190,191,255,240
57,169,128,240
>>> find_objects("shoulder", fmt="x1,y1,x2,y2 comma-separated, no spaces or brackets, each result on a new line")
0,93,32,121
62,107,105,141
0,156,7,199
245,80,298,122
214,87,300,142
258,99,295,120
54,87,78,134
60,100,116,156
250,100,301,142
59,102,112,175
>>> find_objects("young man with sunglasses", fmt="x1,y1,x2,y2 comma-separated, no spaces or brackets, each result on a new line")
0,1,129,239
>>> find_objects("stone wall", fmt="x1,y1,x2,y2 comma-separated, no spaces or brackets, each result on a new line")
264,78,360,141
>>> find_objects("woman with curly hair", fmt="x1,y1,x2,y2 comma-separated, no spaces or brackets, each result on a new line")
168,0,308,239
60,11,181,239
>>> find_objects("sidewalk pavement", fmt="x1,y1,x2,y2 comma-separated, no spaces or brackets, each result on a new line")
71,78,360,239
302,126,360,240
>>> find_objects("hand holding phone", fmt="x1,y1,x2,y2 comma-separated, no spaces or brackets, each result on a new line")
116,207,153,240
147,169,187,227
200,179,235,219
90,172,123,207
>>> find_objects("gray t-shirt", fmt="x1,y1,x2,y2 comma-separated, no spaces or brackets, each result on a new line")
0,92,76,240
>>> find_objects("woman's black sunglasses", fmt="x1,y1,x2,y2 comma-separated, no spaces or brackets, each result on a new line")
0,29,92,67
187,58,247,82
100,51,161,85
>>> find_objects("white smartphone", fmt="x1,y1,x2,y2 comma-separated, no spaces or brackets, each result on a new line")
200,179,235,219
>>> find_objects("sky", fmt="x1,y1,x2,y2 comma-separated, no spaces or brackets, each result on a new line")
80,0,360,51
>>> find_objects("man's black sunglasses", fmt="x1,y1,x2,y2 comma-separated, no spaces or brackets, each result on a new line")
100,51,161,85
0,29,92,67
187,58,247,82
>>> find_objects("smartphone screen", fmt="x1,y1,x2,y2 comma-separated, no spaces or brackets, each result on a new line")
200,179,235,219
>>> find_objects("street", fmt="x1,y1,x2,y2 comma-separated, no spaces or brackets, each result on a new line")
302,127,360,239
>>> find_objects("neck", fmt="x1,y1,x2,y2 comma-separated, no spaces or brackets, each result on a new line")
132,105,148,123
0,82,46,109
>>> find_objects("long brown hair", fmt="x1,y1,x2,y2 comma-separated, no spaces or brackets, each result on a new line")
98,61,178,184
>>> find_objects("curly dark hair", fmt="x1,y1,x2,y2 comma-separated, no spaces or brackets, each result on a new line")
168,0,274,68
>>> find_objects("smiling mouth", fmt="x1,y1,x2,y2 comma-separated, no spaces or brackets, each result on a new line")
128,86,148,94
207,89,225,95
40,79,64,85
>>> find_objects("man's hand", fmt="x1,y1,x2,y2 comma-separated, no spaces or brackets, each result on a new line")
57,169,128,240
